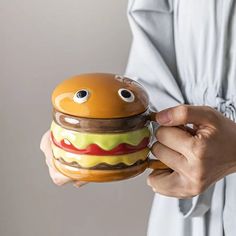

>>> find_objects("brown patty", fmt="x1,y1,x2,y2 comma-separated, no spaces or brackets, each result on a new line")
54,156,147,170
53,109,151,133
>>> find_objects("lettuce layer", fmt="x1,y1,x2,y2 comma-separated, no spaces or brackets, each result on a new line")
51,121,150,151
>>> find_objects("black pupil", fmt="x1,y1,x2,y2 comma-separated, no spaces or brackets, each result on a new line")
121,90,131,98
77,90,87,98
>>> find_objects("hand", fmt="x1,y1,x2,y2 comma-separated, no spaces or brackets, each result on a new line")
40,131,86,188
147,105,236,198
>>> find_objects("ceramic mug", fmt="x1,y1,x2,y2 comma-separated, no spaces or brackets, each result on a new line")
50,73,169,182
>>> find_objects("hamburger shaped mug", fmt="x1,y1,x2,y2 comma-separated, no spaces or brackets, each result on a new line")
50,73,169,182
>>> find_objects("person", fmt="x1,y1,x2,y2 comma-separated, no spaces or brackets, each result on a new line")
40,0,236,235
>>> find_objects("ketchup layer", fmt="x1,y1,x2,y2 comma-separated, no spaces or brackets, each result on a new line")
51,132,149,156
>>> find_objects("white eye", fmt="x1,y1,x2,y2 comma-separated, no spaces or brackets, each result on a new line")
73,89,90,104
118,88,135,102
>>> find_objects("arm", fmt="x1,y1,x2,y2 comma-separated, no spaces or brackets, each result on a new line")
125,0,217,217
125,0,184,110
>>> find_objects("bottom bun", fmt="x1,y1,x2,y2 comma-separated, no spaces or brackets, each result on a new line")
52,158,148,182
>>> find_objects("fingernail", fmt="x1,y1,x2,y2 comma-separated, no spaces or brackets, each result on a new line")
156,110,171,124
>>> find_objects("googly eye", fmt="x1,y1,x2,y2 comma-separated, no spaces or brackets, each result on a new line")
118,88,135,102
73,89,90,104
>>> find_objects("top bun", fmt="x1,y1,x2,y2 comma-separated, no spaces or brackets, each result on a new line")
52,73,149,119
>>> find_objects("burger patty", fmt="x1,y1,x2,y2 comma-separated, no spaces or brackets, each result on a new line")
53,109,151,133
54,157,147,170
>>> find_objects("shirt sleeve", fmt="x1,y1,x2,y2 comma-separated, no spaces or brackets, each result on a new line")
125,0,184,111
124,0,215,218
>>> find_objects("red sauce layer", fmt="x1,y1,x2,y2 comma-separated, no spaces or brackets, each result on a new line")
51,132,149,156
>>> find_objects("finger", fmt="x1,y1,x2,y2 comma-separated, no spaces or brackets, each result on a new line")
43,142,54,169
151,142,187,172
156,126,194,156
40,131,73,185
40,130,56,169
147,169,170,192
178,125,197,136
152,105,219,127
48,166,72,186
193,124,199,131
40,131,55,169
40,130,51,152
147,170,184,197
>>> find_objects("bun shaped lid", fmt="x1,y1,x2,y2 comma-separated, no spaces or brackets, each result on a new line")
52,73,149,119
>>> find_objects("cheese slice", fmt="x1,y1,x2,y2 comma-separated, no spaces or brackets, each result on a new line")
52,143,149,168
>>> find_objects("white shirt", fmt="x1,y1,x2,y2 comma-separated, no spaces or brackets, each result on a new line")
125,0,236,235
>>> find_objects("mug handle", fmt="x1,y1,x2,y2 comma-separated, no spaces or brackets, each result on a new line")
147,111,171,170
148,159,170,170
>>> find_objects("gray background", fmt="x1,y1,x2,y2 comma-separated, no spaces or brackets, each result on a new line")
0,1,154,236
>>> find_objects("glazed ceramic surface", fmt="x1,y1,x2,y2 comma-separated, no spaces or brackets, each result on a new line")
52,73,149,119
50,73,168,182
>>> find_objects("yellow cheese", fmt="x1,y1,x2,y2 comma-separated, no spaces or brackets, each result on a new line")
52,143,149,168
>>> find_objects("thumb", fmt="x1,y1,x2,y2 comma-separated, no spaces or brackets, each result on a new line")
152,105,219,127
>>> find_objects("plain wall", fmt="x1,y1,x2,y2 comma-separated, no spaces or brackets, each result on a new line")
0,1,155,236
